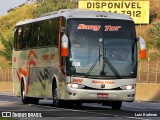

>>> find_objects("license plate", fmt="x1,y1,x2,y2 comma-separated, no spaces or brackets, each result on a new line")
97,93,108,98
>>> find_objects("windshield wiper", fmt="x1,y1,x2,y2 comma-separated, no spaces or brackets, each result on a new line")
85,56,121,79
85,37,121,79
101,37,121,79
86,36,121,78
103,57,121,79
85,55,102,78
86,38,102,78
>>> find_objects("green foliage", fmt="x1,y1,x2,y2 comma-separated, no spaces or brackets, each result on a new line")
0,117,16,120
147,22,160,49
34,0,78,17
149,50,160,60
0,35,13,63
0,4,36,66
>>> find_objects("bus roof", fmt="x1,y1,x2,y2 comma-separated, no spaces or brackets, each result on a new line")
15,9,134,26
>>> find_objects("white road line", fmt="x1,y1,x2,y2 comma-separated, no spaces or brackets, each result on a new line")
0,101,154,120
0,100,17,104
66,110,151,120
30,104,152,120
139,102,160,105
123,105,160,110
123,106,150,110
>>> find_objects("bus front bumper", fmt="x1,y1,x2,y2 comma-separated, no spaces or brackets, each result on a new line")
61,87,135,102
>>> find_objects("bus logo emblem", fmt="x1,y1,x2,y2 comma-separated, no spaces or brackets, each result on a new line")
101,84,105,88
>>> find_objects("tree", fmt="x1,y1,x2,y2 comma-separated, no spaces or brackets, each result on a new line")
0,35,13,63
147,22,160,49
33,0,78,17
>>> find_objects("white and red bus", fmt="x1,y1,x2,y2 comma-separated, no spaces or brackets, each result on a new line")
12,9,146,110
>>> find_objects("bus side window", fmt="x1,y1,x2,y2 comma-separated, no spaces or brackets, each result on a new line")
26,24,32,48
43,20,49,46
38,21,45,47
17,27,23,49
23,25,30,49
14,27,19,50
48,19,55,46
46,19,53,46
32,23,38,48
52,18,60,47
27,24,32,48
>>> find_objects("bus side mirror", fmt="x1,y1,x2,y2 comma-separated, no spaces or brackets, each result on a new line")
61,34,68,57
137,37,146,59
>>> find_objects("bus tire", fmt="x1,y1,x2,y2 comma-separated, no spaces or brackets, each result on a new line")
111,101,122,110
52,80,63,107
21,80,30,104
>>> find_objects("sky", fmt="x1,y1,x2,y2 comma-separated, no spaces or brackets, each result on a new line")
0,0,26,16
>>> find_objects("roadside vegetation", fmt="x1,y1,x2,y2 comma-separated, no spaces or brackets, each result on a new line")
0,3,37,67
0,0,160,68
0,117,15,120
136,0,160,60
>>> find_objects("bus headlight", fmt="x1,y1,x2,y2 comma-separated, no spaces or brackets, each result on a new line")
67,83,85,89
120,85,135,90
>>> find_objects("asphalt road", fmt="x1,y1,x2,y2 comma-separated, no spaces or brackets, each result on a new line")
0,94,159,120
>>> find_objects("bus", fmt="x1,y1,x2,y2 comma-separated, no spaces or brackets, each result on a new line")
12,9,146,110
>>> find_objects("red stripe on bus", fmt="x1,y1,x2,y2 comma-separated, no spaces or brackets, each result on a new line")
16,71,21,82
18,50,38,94
28,50,38,61
19,68,28,77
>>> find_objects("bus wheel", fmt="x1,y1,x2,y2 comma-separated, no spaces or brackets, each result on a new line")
52,82,62,107
111,101,122,110
21,80,30,104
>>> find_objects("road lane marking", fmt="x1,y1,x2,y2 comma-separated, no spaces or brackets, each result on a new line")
123,105,160,110
29,104,152,120
0,100,154,119
0,100,17,104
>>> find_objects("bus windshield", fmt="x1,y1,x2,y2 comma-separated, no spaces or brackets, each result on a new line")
67,19,137,78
